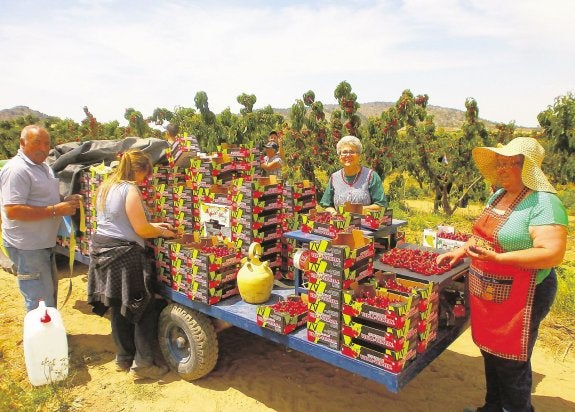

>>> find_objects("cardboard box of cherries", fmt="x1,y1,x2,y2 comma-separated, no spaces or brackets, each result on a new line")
256,295,308,335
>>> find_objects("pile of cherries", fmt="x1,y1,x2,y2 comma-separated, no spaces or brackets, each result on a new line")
355,295,399,308
381,278,411,294
437,231,470,242
380,248,450,276
310,212,346,223
200,245,232,257
269,299,308,316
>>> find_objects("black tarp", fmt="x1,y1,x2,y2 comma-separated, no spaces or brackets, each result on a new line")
46,137,169,196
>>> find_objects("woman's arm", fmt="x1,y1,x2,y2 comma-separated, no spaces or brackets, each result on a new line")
319,176,336,213
367,170,387,209
261,158,281,172
125,185,176,238
362,204,382,213
3,198,81,221
467,224,567,269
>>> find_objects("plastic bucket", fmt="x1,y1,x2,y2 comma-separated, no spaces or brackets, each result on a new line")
23,300,69,386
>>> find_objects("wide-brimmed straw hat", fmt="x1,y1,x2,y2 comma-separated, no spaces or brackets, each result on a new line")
472,137,556,193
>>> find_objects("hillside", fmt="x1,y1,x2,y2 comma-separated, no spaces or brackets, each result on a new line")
0,106,49,121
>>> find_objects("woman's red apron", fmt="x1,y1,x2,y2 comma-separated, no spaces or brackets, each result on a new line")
469,189,536,361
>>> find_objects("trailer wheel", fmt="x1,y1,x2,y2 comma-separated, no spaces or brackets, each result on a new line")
158,303,218,381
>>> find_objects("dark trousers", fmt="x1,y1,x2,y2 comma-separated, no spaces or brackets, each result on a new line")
480,270,557,412
110,301,158,368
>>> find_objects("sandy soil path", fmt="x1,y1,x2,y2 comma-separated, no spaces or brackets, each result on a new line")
1,262,574,412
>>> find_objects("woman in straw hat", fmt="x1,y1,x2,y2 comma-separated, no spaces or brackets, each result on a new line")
437,137,568,412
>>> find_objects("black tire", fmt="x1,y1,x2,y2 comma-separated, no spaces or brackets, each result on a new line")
158,303,218,381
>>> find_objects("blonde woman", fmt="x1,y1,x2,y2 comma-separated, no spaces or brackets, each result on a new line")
88,149,176,380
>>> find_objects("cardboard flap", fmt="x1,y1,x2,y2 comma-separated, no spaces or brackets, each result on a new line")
213,154,232,164
209,183,229,194
352,229,365,247
174,232,234,250
256,175,277,185
330,229,370,249
341,202,364,214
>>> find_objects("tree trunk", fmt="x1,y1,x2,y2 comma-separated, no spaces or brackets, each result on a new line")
444,176,483,216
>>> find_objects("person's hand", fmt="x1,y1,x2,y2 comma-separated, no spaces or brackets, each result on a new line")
156,222,173,230
325,207,337,215
63,194,83,209
153,222,177,238
160,229,177,238
56,195,83,216
436,248,465,267
466,244,496,262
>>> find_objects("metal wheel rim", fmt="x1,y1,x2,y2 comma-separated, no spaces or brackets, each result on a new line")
167,324,195,364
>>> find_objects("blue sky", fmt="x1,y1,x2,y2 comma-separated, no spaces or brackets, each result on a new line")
1,0,573,127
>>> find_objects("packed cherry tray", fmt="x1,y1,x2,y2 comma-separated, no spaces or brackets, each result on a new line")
379,248,451,276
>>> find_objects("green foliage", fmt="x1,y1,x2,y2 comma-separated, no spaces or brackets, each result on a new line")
124,108,152,137
0,120,22,158
334,81,360,137
237,93,257,115
405,184,426,199
391,202,475,244
289,99,306,132
361,91,491,216
283,89,341,189
194,91,216,126
538,92,575,184
47,118,80,145
148,107,173,126
557,187,575,215
387,174,406,202
552,260,575,316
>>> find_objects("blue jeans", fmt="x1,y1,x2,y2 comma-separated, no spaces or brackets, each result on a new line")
5,246,57,312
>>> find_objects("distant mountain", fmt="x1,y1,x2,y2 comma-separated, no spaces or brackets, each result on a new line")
0,106,49,121
274,101,501,129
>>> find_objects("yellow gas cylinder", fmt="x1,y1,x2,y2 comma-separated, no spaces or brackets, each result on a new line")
237,242,274,304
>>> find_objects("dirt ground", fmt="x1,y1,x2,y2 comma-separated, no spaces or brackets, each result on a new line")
1,260,574,412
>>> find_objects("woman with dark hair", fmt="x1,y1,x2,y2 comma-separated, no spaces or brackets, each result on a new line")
165,123,179,144
88,149,176,380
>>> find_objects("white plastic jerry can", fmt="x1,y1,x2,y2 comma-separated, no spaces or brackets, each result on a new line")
23,300,69,386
